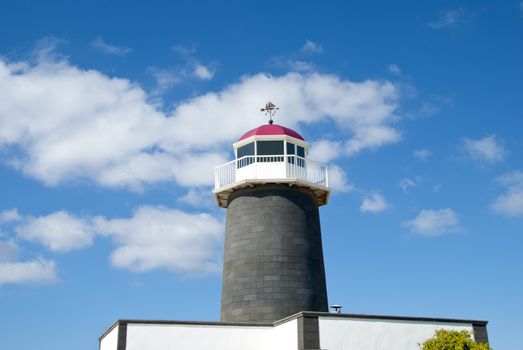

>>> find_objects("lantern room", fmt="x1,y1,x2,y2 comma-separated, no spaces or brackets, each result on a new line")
213,121,330,208
235,124,309,178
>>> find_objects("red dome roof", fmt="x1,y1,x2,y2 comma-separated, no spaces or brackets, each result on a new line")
238,124,304,141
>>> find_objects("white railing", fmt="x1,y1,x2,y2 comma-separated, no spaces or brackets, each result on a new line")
214,155,329,190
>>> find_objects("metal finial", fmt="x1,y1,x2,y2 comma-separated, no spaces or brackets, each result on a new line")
260,101,279,124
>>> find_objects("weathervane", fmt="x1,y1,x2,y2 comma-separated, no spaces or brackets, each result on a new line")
260,101,279,124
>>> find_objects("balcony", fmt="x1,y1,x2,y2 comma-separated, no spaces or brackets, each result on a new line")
213,155,330,207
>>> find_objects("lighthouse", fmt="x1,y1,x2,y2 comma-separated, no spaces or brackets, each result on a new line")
214,102,330,322
99,103,489,350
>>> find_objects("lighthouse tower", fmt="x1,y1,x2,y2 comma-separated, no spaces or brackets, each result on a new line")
214,103,331,322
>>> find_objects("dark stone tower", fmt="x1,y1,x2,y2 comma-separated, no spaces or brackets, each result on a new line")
213,120,330,323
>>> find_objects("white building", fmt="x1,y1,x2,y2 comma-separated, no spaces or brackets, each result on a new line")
100,311,488,350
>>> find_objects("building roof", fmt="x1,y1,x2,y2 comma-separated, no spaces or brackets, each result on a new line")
238,124,304,141
100,311,488,340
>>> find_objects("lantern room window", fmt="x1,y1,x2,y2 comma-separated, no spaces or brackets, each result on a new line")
287,142,296,165
257,141,283,155
287,142,295,155
286,143,305,167
237,142,254,158
257,141,284,162
236,142,255,168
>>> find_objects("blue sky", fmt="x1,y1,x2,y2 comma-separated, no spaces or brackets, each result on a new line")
0,0,522,349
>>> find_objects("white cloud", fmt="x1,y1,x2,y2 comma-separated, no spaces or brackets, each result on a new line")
92,152,226,190
416,95,453,118
462,135,506,164
147,63,214,94
520,1,523,13
491,170,523,217
148,63,214,93
0,211,60,286
178,189,214,207
0,239,21,262
32,37,65,61
0,57,171,188
387,64,401,75
16,211,94,252
328,165,354,193
91,37,131,56
360,192,388,213
169,44,215,82
429,8,467,29
5,206,224,275
177,73,400,155
0,258,57,285
309,140,343,163
0,52,400,190
172,44,197,56
399,178,416,193
301,40,323,54
345,125,401,155
414,149,432,161
147,67,182,92
95,206,223,274
403,208,460,236
419,102,440,116
286,60,316,73
272,41,321,72
0,208,21,224
193,64,214,80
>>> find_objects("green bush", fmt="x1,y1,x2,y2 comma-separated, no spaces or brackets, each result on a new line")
420,329,491,350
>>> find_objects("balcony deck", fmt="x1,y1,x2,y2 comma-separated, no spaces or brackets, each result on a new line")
213,155,330,208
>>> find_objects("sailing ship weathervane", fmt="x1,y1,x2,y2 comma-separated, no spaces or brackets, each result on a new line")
261,101,279,124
